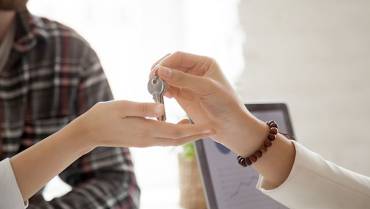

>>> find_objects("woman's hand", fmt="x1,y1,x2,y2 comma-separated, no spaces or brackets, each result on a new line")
153,52,296,189
153,52,267,156
67,100,214,153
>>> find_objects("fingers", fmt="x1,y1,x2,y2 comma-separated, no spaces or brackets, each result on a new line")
157,66,217,95
153,121,213,146
151,53,171,70
153,122,214,140
164,91,173,98
163,86,179,98
160,51,206,70
109,100,164,118
122,117,213,147
177,119,191,125
154,132,208,146
150,53,172,78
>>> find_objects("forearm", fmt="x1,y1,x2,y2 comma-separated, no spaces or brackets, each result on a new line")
10,122,94,201
236,113,296,189
253,134,296,189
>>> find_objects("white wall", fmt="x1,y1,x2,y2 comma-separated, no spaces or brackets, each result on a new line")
237,0,370,175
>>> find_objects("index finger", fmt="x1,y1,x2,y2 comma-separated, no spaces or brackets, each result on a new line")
151,120,214,140
149,53,172,78
151,53,172,69
107,100,164,118
160,51,205,72
157,66,218,96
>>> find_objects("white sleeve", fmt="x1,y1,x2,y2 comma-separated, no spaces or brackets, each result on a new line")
0,158,28,209
256,141,370,209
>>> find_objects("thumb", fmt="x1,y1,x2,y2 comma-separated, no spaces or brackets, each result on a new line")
177,118,191,125
157,66,217,96
112,100,164,118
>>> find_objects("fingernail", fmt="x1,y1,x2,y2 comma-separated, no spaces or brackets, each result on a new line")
158,66,172,78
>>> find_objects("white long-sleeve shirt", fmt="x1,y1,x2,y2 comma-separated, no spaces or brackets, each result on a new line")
0,158,27,209
257,141,370,209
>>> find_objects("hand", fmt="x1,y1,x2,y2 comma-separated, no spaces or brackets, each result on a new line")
152,52,296,190
153,52,267,156
67,100,214,152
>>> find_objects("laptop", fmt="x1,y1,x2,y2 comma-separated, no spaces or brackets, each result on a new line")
195,103,295,209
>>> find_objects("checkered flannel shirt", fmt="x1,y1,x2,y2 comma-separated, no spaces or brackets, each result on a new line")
0,9,140,209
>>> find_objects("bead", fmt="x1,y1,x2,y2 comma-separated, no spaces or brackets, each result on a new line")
268,134,276,141
250,155,257,162
238,157,247,167
255,150,262,158
246,158,252,166
261,146,267,152
264,140,272,147
269,127,278,135
267,120,275,124
270,123,278,128
237,120,279,167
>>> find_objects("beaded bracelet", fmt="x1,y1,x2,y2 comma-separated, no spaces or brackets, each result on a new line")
237,120,278,167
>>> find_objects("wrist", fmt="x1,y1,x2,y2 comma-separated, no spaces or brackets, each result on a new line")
232,110,268,156
60,118,96,156
254,134,296,189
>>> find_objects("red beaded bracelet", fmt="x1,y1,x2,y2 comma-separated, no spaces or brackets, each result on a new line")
237,121,278,167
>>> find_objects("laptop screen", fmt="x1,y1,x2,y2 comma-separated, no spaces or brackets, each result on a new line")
195,103,294,209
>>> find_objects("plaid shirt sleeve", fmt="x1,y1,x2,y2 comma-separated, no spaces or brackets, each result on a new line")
28,46,140,209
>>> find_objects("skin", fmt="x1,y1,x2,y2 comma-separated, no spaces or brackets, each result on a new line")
154,51,296,190
0,11,14,41
0,0,27,40
10,101,214,201
0,0,27,10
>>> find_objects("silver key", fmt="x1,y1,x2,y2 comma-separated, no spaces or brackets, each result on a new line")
147,75,167,121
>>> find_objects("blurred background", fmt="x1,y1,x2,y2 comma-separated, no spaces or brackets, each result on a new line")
27,0,370,208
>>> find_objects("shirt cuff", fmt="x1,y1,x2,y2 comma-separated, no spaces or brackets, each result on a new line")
256,140,320,205
256,139,370,209
0,158,28,209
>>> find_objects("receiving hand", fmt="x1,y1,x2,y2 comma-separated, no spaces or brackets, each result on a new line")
68,100,214,151
153,52,267,156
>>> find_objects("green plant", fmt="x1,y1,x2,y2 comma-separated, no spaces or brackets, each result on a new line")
181,142,196,160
